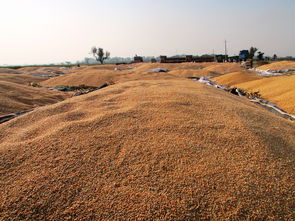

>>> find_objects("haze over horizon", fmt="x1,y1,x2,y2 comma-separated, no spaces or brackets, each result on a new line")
1,0,295,65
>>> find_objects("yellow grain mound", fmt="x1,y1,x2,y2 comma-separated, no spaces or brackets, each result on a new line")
213,71,263,87
0,79,294,220
160,62,244,77
203,63,244,74
0,73,47,85
40,63,245,87
0,68,22,74
235,75,295,115
257,61,295,70
133,62,211,71
0,80,69,115
19,66,65,73
40,64,179,87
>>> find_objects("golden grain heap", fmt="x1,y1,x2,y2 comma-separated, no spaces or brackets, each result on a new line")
0,62,294,220
0,69,69,116
256,60,295,70
213,61,295,115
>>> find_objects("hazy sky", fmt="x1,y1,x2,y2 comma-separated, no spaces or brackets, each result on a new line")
1,0,295,65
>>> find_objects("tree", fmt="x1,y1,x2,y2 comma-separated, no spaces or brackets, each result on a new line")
273,54,277,60
257,51,264,60
91,47,110,64
249,47,258,59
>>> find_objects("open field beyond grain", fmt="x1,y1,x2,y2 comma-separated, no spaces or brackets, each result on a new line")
0,62,295,220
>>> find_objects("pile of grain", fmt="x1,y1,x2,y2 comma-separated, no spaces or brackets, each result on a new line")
40,62,245,87
257,61,295,70
0,73,47,85
1,79,294,220
0,80,69,115
212,71,263,87
0,69,69,115
40,64,178,87
203,63,243,74
235,75,295,115
0,68,22,74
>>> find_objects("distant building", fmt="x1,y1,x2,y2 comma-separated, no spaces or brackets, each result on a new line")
133,55,143,63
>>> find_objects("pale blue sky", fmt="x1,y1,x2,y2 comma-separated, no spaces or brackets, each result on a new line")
0,0,294,65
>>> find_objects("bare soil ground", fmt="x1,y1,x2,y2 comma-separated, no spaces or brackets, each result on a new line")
0,63,294,220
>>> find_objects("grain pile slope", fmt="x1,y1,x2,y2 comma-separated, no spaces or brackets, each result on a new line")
0,80,69,115
168,63,244,78
40,63,244,87
0,68,22,74
1,79,294,220
40,64,179,87
19,66,69,73
0,73,47,85
203,63,243,74
213,71,263,87
0,67,71,115
257,61,295,70
235,75,295,115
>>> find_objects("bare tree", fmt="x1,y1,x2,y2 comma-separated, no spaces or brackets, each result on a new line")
91,47,110,64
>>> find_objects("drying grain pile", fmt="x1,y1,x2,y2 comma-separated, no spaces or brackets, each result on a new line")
0,68,22,74
1,62,295,220
1,78,295,220
0,80,69,115
0,68,70,115
257,61,295,70
0,73,46,85
19,66,72,75
212,71,263,87
234,75,295,115
212,62,295,115
203,62,243,74
40,64,177,87
40,62,244,87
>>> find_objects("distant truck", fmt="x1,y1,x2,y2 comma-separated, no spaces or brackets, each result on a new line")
239,50,250,60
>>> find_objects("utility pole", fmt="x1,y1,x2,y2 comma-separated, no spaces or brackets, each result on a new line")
224,40,228,62
213,49,216,62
